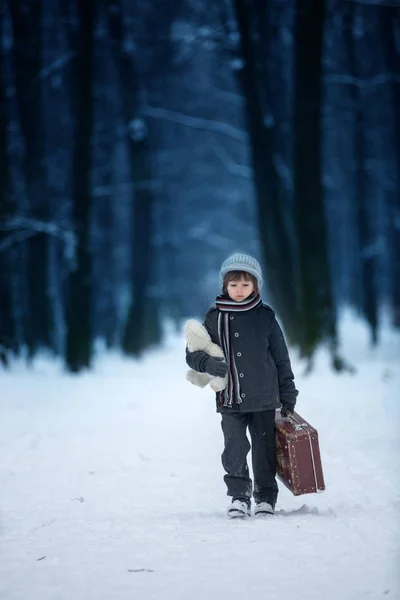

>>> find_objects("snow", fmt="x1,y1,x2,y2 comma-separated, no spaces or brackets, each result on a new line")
1,312,400,600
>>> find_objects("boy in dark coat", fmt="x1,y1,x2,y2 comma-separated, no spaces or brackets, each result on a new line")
186,253,298,518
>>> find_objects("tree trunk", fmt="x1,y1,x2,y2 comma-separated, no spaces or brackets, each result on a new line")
92,21,118,349
42,0,74,356
65,2,95,372
9,0,54,357
232,0,298,343
292,0,336,362
108,1,160,356
381,6,400,328
344,5,379,344
96,196,117,348
0,39,15,366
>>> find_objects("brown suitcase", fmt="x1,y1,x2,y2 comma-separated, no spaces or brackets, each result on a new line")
275,409,325,496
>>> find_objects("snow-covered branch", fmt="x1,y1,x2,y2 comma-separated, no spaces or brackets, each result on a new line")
325,73,400,89
0,217,76,264
92,179,162,197
216,89,245,107
0,230,37,253
142,106,248,143
212,139,252,178
348,0,399,5
39,52,75,80
272,154,293,192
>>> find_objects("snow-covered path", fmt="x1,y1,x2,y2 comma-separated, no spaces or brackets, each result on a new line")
1,319,399,599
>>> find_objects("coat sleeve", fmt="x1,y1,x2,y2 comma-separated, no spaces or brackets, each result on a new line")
185,347,209,373
269,318,298,409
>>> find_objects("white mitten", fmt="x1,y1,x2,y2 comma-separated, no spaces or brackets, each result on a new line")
184,319,228,392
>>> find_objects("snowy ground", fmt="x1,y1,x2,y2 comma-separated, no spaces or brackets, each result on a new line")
1,313,400,600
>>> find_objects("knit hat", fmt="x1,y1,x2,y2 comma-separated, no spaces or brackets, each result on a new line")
219,253,263,288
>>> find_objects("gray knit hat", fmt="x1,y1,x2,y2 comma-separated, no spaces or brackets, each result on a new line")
219,253,263,288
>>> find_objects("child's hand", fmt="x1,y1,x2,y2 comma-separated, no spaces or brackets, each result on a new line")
281,405,294,418
204,356,229,377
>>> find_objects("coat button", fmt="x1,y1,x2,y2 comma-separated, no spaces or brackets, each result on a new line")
234,333,239,337
237,352,241,357
230,316,234,320
241,393,246,399
239,373,244,378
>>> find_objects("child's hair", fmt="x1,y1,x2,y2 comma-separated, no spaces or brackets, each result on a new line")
222,270,259,295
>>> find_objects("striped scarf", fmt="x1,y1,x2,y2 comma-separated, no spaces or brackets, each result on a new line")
215,293,262,407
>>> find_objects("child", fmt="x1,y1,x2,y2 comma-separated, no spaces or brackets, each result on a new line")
186,253,298,518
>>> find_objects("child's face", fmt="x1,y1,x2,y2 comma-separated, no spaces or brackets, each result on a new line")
226,277,255,302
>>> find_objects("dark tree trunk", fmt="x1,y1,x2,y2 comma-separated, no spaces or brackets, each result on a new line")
292,0,336,362
0,40,15,367
9,0,54,357
232,0,298,343
109,1,160,357
381,6,400,328
344,5,379,345
92,13,118,350
42,0,75,356
95,195,116,348
65,2,95,372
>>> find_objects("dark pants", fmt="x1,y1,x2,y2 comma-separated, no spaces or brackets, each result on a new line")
220,410,278,506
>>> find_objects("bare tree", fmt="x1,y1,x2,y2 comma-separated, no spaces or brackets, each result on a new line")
8,0,54,357
65,2,96,372
0,29,15,366
292,0,337,365
108,0,160,356
91,6,120,349
231,0,298,342
344,4,379,344
381,5,400,328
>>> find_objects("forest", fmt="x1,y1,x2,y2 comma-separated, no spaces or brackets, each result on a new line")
0,0,399,372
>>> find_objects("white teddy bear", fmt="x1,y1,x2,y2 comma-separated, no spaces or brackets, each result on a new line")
184,319,228,392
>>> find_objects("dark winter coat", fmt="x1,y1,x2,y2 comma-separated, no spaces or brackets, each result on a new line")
186,303,298,414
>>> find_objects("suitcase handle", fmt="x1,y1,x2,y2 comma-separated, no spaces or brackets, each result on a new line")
287,415,307,430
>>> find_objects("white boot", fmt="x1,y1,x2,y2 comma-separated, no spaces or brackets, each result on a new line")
254,502,275,516
227,499,251,518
